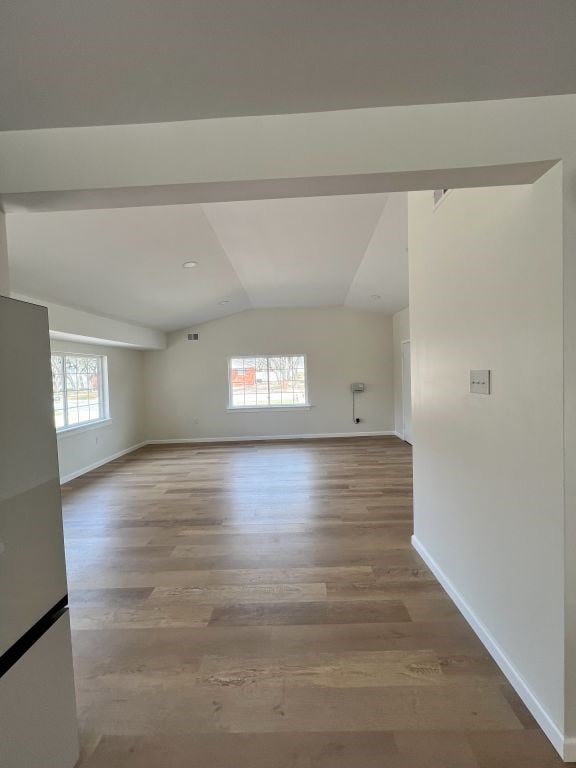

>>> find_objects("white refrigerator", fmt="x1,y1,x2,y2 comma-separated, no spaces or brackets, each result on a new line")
0,296,79,767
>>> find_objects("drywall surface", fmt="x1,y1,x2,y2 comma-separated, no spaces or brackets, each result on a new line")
11,293,165,349
1,95,574,197
143,308,393,441
345,193,408,314
409,166,564,732
34,295,165,349
564,159,576,747
0,213,9,296
51,340,145,482
393,307,410,436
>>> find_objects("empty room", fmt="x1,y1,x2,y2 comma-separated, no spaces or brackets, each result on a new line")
1,4,576,768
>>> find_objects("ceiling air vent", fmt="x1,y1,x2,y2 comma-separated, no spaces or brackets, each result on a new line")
187,332,199,342
433,188,450,207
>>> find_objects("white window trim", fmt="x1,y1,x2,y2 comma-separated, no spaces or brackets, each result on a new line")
227,354,310,410
56,418,113,439
227,405,313,413
52,352,111,433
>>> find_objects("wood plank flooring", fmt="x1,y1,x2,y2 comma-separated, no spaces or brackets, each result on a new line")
62,437,564,767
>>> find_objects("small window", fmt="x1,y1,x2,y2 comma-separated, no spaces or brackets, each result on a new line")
51,353,109,431
228,355,308,409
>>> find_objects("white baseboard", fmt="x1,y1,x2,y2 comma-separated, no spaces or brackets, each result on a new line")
412,535,570,761
565,740,576,762
60,433,400,483
59,442,147,484
146,431,397,445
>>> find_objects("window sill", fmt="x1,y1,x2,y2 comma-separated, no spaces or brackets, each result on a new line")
56,418,112,439
227,405,313,413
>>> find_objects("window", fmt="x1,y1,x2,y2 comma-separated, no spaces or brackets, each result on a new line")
229,355,308,409
51,353,109,431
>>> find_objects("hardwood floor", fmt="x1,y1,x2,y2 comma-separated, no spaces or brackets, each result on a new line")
62,437,564,767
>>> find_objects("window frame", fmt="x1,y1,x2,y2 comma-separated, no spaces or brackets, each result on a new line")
51,352,110,433
227,354,310,411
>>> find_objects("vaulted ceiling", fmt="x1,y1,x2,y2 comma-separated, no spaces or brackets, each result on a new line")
1,1,575,130
7,194,408,331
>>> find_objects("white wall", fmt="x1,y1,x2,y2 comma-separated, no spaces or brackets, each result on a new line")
564,160,576,746
51,340,145,482
4,94,576,758
144,307,394,441
409,166,565,738
392,307,410,436
0,213,9,296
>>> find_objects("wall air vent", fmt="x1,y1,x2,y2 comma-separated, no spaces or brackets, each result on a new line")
187,332,199,342
433,188,451,207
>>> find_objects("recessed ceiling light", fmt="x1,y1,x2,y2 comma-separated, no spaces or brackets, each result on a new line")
219,300,230,305
371,294,381,300
182,260,198,269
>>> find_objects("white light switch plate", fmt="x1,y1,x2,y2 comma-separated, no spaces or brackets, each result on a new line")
470,369,491,395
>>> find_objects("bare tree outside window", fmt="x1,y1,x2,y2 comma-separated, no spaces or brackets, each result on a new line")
229,355,308,408
50,354,108,429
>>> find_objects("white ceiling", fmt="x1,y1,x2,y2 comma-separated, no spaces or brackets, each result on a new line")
7,194,408,331
345,194,408,313
1,2,575,130
202,196,387,309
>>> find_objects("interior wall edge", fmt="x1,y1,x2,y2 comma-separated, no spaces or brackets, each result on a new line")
146,431,397,444
392,306,410,435
0,212,9,296
412,535,569,761
59,441,148,485
12,293,166,350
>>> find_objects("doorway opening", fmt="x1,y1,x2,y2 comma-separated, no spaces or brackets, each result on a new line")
401,339,412,445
